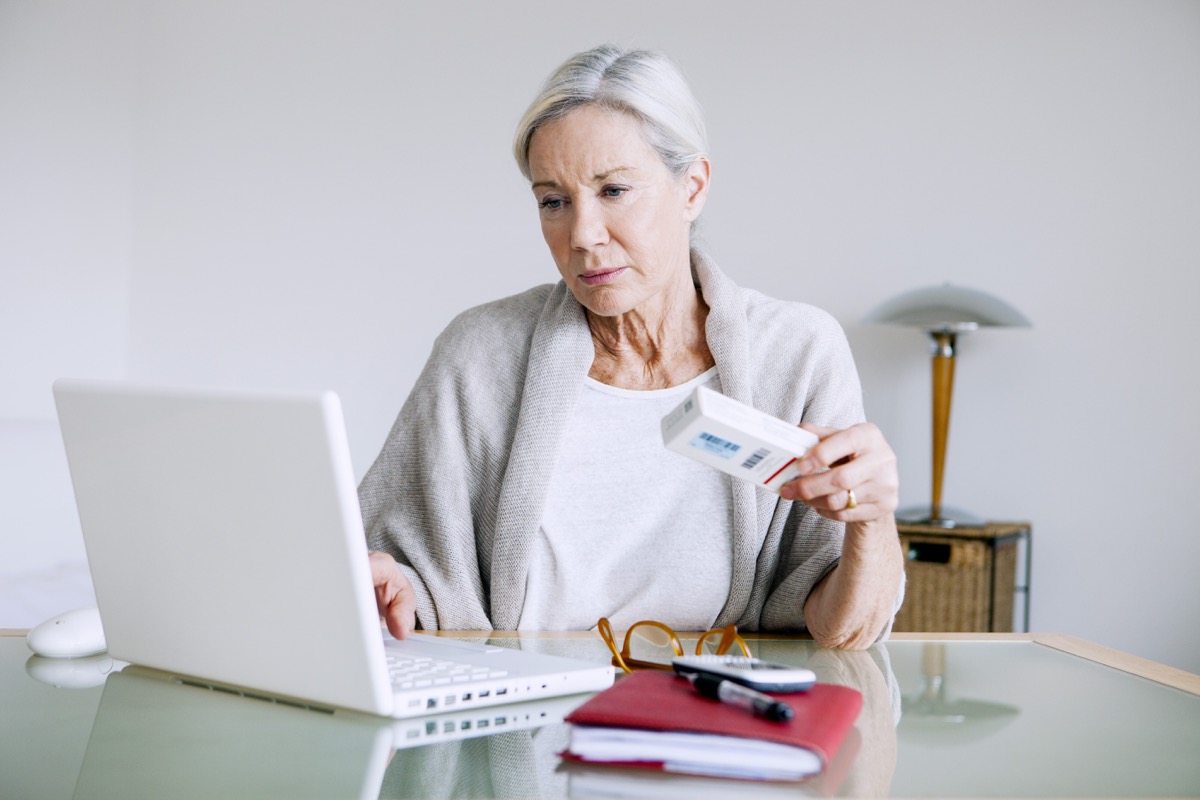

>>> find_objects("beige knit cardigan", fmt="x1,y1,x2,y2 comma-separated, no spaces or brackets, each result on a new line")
359,249,866,632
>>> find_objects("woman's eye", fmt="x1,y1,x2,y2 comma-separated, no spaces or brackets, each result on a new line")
602,185,628,198
538,196,565,210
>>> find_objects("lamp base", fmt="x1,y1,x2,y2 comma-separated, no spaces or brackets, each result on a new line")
896,504,986,529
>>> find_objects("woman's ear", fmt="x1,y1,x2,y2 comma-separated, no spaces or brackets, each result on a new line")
682,157,711,222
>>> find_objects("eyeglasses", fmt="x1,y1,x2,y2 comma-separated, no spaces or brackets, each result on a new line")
597,617,752,674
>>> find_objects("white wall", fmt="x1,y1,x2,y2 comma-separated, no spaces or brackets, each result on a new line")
0,1,136,620
2,1,1197,671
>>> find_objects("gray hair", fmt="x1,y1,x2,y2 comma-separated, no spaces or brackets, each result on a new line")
512,44,708,182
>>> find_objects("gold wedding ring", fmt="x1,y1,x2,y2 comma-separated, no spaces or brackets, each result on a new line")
846,489,858,510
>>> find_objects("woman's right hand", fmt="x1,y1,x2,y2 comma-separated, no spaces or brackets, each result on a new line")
369,550,417,639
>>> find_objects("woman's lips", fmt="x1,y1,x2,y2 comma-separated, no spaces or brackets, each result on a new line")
579,267,627,287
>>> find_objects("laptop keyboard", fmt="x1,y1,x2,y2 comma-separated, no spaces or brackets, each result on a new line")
386,653,509,689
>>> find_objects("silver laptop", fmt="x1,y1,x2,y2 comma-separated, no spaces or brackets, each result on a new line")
52,378,613,720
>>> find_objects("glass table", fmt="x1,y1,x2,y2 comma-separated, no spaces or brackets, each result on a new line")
1,630,1196,798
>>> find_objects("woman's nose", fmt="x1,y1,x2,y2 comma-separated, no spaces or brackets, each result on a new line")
570,199,609,251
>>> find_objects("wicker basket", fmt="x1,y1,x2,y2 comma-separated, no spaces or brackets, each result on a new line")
893,525,1021,633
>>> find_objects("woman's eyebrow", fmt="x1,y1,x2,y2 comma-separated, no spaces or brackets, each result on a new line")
531,166,638,192
594,166,636,181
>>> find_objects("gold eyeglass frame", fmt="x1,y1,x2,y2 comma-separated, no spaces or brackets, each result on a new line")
597,617,752,674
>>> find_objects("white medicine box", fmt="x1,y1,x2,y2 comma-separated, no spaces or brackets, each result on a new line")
661,386,819,494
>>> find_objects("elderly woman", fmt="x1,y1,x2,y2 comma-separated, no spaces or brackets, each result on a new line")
363,44,904,649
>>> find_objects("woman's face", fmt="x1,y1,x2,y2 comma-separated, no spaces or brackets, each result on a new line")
527,105,709,319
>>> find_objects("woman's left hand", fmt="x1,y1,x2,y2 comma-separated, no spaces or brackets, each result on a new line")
778,422,899,522
785,422,904,649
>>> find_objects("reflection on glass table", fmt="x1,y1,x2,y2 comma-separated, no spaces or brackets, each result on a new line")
886,638,1200,797
1,633,1197,799
900,642,1019,742
68,663,596,800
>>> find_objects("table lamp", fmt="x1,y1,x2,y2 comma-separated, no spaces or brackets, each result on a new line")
864,283,1030,528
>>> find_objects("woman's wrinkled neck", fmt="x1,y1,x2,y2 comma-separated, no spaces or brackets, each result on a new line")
586,279,714,390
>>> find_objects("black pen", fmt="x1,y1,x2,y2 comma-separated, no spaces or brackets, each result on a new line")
685,672,794,722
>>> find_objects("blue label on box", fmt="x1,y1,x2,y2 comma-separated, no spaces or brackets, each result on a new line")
690,431,741,459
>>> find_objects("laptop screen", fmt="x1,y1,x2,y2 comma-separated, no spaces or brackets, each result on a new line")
54,379,396,715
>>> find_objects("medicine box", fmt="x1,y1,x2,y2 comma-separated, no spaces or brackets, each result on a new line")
661,386,819,493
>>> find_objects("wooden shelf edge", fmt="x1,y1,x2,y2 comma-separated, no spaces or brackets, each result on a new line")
888,631,1033,642
1032,633,1200,695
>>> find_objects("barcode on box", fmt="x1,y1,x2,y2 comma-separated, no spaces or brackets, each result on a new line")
741,448,769,470
690,431,741,459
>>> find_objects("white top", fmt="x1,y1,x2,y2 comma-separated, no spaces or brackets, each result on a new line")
518,368,733,631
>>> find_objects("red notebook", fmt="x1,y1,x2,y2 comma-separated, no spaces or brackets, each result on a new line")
562,670,862,782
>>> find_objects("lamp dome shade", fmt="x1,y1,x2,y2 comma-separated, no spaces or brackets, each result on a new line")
864,284,1031,332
